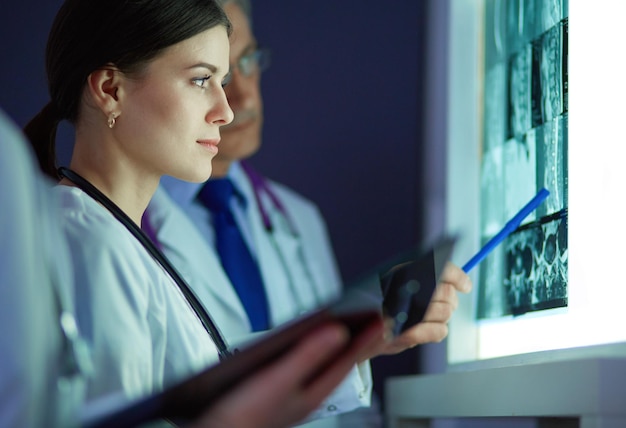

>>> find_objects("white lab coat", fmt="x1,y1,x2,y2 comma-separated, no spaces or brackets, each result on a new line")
57,187,220,403
147,163,375,427
0,110,85,428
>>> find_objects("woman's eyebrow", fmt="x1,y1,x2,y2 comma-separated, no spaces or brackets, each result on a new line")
187,62,219,73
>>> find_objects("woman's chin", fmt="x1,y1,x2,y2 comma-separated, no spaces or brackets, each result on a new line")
177,168,213,184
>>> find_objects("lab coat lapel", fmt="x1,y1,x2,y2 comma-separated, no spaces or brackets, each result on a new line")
249,195,303,325
148,188,250,335
242,182,322,326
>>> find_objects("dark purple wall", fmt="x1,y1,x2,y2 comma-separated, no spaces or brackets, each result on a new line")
1,0,430,409
0,1,61,126
251,0,428,282
1,0,428,283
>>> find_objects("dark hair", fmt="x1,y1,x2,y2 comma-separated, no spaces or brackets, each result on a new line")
24,0,231,179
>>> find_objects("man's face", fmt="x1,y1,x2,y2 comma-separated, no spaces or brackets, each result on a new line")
212,2,264,176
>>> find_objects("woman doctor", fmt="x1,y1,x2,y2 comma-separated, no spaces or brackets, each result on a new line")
1,108,372,428
22,0,384,426
145,0,472,425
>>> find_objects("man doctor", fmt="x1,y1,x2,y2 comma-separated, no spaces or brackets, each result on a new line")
144,0,472,426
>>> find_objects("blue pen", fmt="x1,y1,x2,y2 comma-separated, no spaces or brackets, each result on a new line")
462,188,550,273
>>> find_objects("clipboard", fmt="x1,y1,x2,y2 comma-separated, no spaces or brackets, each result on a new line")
82,235,457,427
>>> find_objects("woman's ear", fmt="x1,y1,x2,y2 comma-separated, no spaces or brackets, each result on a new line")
85,65,122,116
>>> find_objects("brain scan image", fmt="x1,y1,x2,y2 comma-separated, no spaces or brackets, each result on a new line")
503,213,568,315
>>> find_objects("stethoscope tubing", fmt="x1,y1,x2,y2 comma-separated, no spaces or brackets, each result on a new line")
58,167,233,361
241,161,324,308
240,161,298,235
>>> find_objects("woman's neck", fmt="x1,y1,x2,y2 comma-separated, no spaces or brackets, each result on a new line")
66,149,159,226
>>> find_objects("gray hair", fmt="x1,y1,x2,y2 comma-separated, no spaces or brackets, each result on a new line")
217,0,252,25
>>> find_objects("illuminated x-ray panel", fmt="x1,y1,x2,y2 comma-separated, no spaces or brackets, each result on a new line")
478,0,568,320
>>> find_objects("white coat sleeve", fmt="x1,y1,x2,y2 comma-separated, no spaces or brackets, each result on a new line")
0,110,85,428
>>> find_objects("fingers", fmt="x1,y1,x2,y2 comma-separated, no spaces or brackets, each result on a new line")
192,324,352,428
397,322,449,347
377,322,449,355
428,262,473,316
371,263,472,357
422,300,454,322
430,282,459,311
304,318,384,401
439,262,472,293
258,323,355,417
355,317,395,363
204,320,384,428
283,323,352,387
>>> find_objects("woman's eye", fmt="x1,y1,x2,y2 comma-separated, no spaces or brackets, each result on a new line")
192,75,211,88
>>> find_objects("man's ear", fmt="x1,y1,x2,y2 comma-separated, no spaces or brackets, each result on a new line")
85,65,123,116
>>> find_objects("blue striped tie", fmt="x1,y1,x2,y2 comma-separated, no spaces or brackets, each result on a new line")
198,179,270,331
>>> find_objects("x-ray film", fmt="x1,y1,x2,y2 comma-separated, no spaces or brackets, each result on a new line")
477,211,568,319
479,8,568,321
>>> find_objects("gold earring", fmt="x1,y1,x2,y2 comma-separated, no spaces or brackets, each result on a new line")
107,113,117,129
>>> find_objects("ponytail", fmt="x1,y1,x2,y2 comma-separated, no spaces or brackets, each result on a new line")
23,102,61,180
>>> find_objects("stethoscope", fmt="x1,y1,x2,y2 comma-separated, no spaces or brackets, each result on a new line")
139,161,324,326
240,161,296,234
239,161,324,312
58,167,233,361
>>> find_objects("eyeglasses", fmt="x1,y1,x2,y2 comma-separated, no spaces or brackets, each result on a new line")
223,47,271,87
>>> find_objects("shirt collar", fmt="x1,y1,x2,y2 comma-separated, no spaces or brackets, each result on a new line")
160,161,247,208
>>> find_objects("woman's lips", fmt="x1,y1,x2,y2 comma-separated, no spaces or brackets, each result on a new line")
197,139,220,154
